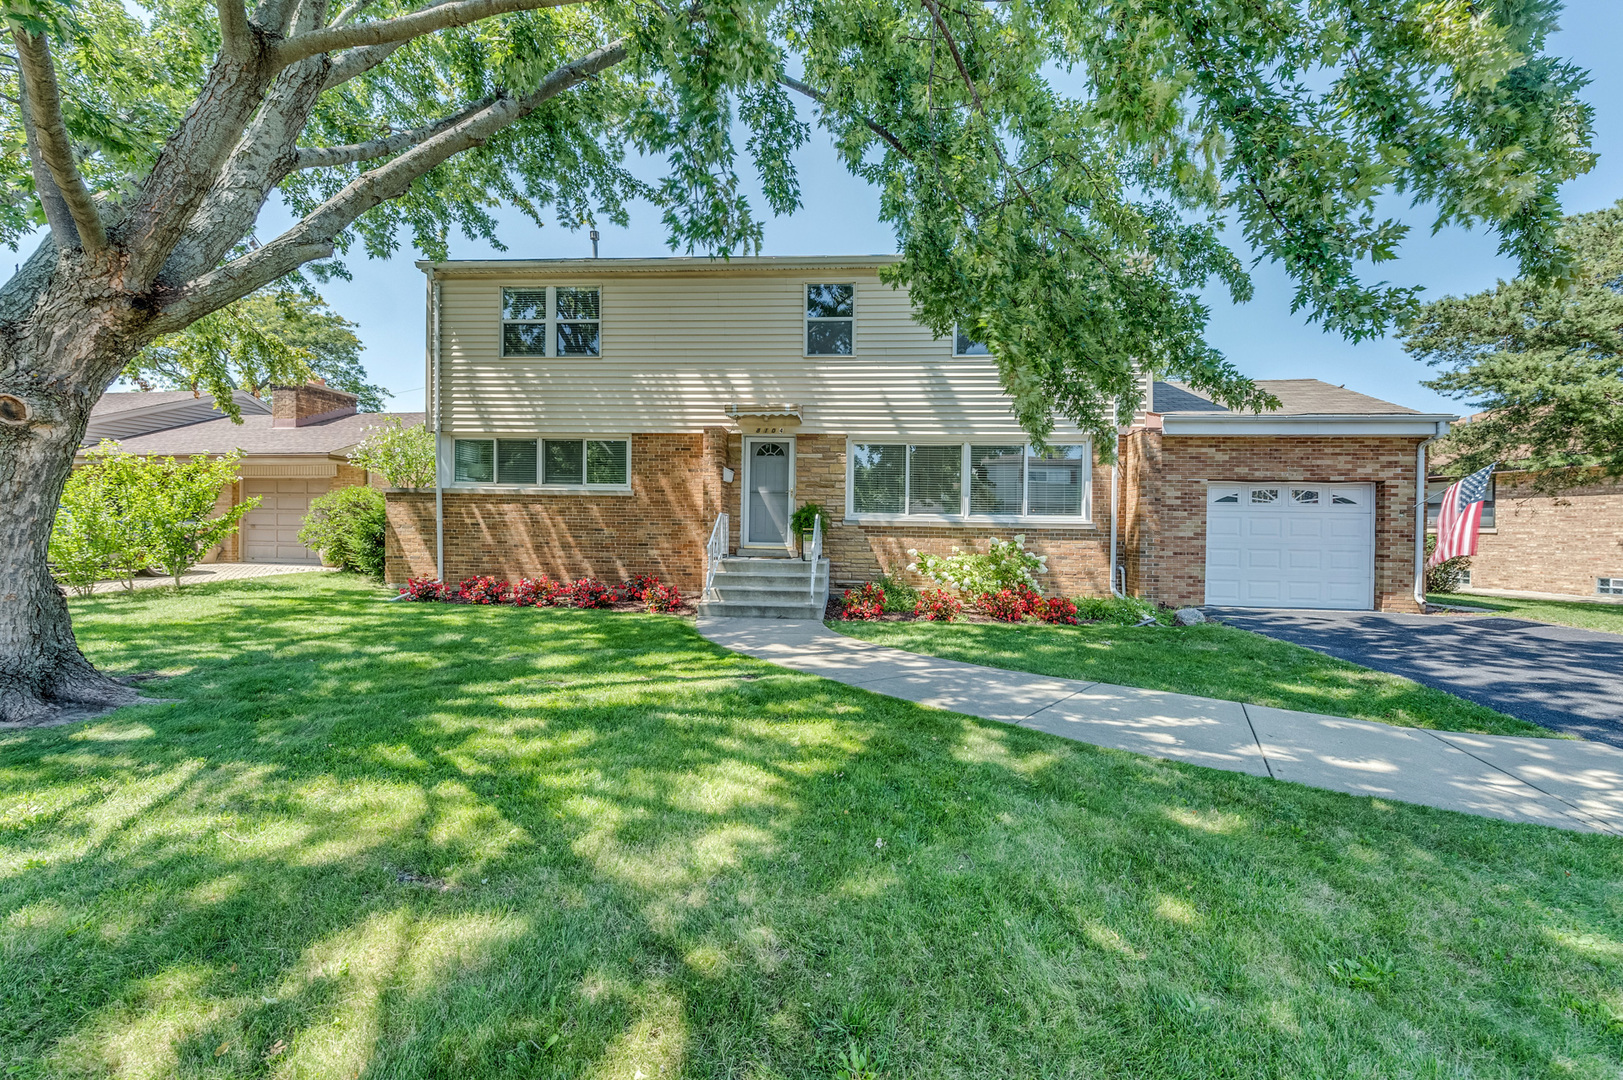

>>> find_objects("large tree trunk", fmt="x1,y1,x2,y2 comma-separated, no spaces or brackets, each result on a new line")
0,251,145,724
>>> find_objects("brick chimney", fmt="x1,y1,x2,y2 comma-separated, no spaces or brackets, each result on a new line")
270,380,358,427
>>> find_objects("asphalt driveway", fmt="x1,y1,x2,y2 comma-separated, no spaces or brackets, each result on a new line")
1207,608,1623,746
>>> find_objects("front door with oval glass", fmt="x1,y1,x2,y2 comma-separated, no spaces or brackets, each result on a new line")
745,439,793,548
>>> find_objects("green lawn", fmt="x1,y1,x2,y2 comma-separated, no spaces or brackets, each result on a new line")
2,575,1619,1079
833,617,1551,738
1430,592,1623,635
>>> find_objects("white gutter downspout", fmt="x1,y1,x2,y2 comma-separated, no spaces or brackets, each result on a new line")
431,274,444,582
1109,449,1123,598
1413,420,1449,610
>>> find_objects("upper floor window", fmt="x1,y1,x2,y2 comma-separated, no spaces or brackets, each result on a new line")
806,284,854,355
953,325,990,356
501,286,601,358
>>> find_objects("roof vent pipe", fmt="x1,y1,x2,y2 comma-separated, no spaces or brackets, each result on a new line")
590,229,599,258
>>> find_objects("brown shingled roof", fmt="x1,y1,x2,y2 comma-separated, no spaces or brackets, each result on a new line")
107,411,425,457
1154,379,1419,416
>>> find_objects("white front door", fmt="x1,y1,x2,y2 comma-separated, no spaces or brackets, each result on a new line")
1204,482,1375,609
243,478,327,563
744,439,794,548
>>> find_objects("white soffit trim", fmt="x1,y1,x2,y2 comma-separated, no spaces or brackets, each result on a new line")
1160,413,1454,437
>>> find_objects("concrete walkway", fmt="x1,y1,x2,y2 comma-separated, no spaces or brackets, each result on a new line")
86,562,335,594
697,618,1623,836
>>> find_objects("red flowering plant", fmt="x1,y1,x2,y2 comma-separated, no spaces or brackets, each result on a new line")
840,582,885,620
398,577,445,601
512,575,566,607
456,576,511,605
570,577,613,609
644,582,683,613
977,589,1028,622
915,588,963,622
1039,596,1079,625
1011,585,1043,615
615,573,661,603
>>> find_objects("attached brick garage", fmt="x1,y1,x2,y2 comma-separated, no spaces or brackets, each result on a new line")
1119,382,1451,614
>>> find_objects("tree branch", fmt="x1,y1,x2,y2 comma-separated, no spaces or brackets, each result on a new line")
217,0,253,60
156,38,627,330
780,75,911,160
9,24,107,253
276,0,589,67
293,98,493,168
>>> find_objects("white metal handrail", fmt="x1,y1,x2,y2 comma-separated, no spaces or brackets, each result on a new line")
704,512,728,598
806,513,823,597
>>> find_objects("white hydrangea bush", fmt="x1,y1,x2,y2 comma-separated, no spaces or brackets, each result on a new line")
906,535,1048,597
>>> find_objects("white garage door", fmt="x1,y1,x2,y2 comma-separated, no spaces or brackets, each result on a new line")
1204,482,1374,610
242,478,327,563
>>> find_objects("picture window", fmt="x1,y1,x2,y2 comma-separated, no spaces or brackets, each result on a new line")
455,437,628,488
850,441,1089,520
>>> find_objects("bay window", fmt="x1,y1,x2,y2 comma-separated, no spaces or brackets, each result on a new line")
848,440,1091,521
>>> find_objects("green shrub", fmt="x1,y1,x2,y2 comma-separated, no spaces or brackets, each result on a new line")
298,485,387,577
1424,534,1471,593
347,418,435,489
907,535,1047,596
50,442,255,591
1074,594,1161,625
873,571,919,613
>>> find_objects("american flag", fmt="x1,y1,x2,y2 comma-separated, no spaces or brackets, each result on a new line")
1427,463,1496,568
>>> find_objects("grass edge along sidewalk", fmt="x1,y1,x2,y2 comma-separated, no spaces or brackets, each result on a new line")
831,615,1552,739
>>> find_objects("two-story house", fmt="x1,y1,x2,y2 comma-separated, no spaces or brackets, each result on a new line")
384,256,1452,613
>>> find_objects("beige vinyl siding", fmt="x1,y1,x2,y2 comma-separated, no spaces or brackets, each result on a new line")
433,267,1088,441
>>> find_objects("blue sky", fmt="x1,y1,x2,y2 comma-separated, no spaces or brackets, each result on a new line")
264,2,1621,416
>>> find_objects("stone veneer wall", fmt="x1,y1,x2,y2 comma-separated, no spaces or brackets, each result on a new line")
1121,429,1426,612
1461,471,1623,596
385,432,716,591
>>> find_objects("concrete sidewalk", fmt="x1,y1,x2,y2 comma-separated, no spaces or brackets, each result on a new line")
697,618,1623,836
86,563,336,595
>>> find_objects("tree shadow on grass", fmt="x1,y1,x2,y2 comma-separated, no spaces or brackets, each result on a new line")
1,576,1621,1078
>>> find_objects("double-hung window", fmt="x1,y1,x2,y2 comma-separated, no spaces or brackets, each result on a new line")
500,286,601,358
452,436,629,488
850,441,1090,520
953,325,990,356
806,284,854,355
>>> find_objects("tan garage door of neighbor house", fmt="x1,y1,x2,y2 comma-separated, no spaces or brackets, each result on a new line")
242,478,327,563
1204,482,1375,610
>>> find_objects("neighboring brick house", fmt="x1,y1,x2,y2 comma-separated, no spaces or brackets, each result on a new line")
388,255,1451,612
83,384,422,564
1425,465,1623,599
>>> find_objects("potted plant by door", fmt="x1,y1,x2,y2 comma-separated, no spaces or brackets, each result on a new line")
789,502,827,561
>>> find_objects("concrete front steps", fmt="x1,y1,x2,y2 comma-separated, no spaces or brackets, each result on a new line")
696,556,830,619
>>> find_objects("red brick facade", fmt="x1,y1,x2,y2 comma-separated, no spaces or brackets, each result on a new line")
386,428,1427,611
1120,429,1426,612
1456,470,1623,597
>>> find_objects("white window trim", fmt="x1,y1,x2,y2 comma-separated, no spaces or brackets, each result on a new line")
443,433,632,493
498,285,602,359
804,282,855,357
951,323,991,357
844,438,1093,527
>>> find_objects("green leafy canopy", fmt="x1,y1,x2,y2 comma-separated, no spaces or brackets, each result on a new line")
1405,200,1623,492
1,0,1596,447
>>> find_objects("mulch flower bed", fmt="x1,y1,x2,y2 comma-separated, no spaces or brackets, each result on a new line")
398,574,695,616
